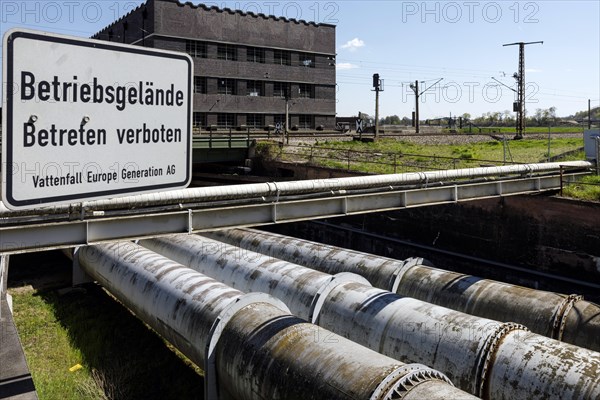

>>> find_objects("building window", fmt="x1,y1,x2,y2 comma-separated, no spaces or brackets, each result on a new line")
299,53,315,68
247,47,265,63
273,50,291,66
217,44,237,61
273,82,290,98
218,78,236,95
217,113,235,128
246,114,264,128
298,84,314,99
246,80,263,96
186,40,207,58
193,112,206,128
194,77,206,94
299,115,314,129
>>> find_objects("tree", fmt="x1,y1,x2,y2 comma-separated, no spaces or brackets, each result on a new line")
383,115,401,125
503,110,514,126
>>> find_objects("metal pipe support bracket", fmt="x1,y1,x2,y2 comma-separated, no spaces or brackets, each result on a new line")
390,257,434,293
204,292,291,400
308,272,371,324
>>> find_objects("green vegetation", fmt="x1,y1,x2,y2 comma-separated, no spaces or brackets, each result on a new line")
8,252,204,400
323,137,581,162
380,106,599,129
265,137,584,174
445,126,583,134
10,288,100,399
562,175,600,202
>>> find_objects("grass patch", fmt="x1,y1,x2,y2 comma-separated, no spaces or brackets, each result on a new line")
562,175,600,202
8,252,204,400
264,137,585,174
448,126,584,134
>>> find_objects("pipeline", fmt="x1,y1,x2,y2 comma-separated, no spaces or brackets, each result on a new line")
141,234,600,400
0,161,591,218
75,242,472,400
204,228,600,352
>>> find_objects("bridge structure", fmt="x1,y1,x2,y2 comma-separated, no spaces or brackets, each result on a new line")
1,160,597,400
192,134,255,164
0,161,590,254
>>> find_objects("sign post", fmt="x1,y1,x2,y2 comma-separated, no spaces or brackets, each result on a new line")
2,29,193,210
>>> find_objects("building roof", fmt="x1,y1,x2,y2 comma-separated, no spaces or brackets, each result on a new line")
92,0,335,39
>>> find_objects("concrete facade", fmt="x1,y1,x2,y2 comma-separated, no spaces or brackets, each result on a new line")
92,0,336,130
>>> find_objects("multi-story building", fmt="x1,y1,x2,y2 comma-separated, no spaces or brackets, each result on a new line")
92,0,336,131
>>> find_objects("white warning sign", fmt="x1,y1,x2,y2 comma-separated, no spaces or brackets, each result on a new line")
1,29,193,209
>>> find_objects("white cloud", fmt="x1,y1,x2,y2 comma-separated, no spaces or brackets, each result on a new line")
525,68,542,73
336,63,359,70
341,38,365,52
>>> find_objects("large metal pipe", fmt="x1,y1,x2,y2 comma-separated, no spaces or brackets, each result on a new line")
0,161,591,217
76,242,472,400
204,228,600,352
141,234,600,400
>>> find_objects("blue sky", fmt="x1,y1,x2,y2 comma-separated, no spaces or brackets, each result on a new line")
1,0,599,119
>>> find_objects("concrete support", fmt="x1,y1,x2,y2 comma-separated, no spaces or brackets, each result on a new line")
0,256,9,314
0,254,37,399
71,248,94,286
141,234,600,400
206,228,600,352
76,242,472,400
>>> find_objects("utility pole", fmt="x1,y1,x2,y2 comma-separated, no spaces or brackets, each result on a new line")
373,73,383,139
409,78,443,134
412,80,419,134
589,99,592,129
503,41,543,139
284,84,291,144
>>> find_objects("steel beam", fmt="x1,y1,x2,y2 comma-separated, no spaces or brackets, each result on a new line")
0,173,584,254
0,161,591,219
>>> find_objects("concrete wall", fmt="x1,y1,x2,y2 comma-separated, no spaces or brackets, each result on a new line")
258,160,366,179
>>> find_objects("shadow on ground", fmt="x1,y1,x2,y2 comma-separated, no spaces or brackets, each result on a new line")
9,251,205,400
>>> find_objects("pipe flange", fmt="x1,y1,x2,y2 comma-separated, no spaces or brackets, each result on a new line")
370,363,453,400
551,294,583,341
205,292,291,400
474,322,528,399
308,272,371,324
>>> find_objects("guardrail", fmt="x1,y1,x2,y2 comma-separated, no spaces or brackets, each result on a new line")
193,134,254,149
